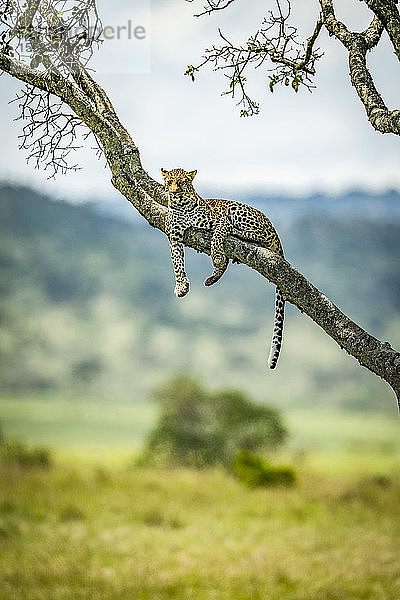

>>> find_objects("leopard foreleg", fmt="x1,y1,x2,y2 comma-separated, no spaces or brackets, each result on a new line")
169,239,190,297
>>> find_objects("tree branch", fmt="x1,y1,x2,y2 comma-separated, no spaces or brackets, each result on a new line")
186,0,400,134
36,3,115,116
2,1,169,202
296,15,323,72
363,0,400,61
320,0,400,135
165,227,400,408
185,1,324,116
0,50,168,206
14,0,42,32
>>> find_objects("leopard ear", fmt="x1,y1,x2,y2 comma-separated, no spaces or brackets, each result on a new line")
189,170,197,180
161,168,168,177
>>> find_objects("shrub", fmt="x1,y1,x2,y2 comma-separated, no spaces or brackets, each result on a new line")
0,439,52,470
233,450,296,487
141,375,288,468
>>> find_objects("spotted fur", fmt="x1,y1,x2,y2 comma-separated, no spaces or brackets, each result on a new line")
161,167,285,369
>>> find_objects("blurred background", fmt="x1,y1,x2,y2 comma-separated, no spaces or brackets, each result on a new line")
0,1,399,598
0,0,399,443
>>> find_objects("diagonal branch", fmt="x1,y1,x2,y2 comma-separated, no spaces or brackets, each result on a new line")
159,225,400,409
8,2,169,201
0,51,168,207
320,0,400,135
296,14,323,72
37,3,114,114
268,18,320,77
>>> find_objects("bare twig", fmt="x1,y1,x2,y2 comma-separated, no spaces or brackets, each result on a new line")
0,0,106,174
11,86,88,177
186,0,238,18
186,0,400,134
185,0,323,116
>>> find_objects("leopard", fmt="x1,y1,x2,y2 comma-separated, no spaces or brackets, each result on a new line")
161,167,285,369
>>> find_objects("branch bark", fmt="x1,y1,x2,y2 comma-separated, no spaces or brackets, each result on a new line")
0,11,399,407
320,0,400,135
14,0,42,32
363,0,400,61
181,229,400,407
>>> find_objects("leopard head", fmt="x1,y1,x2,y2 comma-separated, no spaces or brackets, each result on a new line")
161,168,197,195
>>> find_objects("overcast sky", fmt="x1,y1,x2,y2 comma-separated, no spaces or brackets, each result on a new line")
0,0,399,201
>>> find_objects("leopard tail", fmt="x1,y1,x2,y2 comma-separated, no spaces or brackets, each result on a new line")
267,287,285,369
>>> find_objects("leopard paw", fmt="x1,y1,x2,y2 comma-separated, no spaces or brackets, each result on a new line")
204,274,219,287
174,280,190,297
204,263,227,287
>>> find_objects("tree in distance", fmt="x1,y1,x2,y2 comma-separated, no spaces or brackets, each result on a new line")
141,375,288,468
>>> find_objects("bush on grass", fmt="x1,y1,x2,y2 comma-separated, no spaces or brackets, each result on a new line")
233,450,296,487
0,438,52,470
141,375,289,469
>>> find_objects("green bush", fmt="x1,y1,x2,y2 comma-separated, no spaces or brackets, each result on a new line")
141,375,288,468
233,450,296,487
0,438,52,470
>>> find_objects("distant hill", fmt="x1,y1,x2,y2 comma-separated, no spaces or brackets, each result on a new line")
0,183,399,412
93,187,400,227
248,189,400,227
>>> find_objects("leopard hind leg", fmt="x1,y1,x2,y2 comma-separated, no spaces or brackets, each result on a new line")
204,222,229,287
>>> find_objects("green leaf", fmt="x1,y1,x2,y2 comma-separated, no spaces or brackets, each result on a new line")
268,75,277,93
184,65,198,82
30,55,42,69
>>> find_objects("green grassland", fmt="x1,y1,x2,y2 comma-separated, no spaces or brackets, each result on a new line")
0,450,399,599
1,398,399,599
1,186,400,598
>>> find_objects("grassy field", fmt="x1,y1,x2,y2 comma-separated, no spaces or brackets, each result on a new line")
0,395,399,599
0,457,399,599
